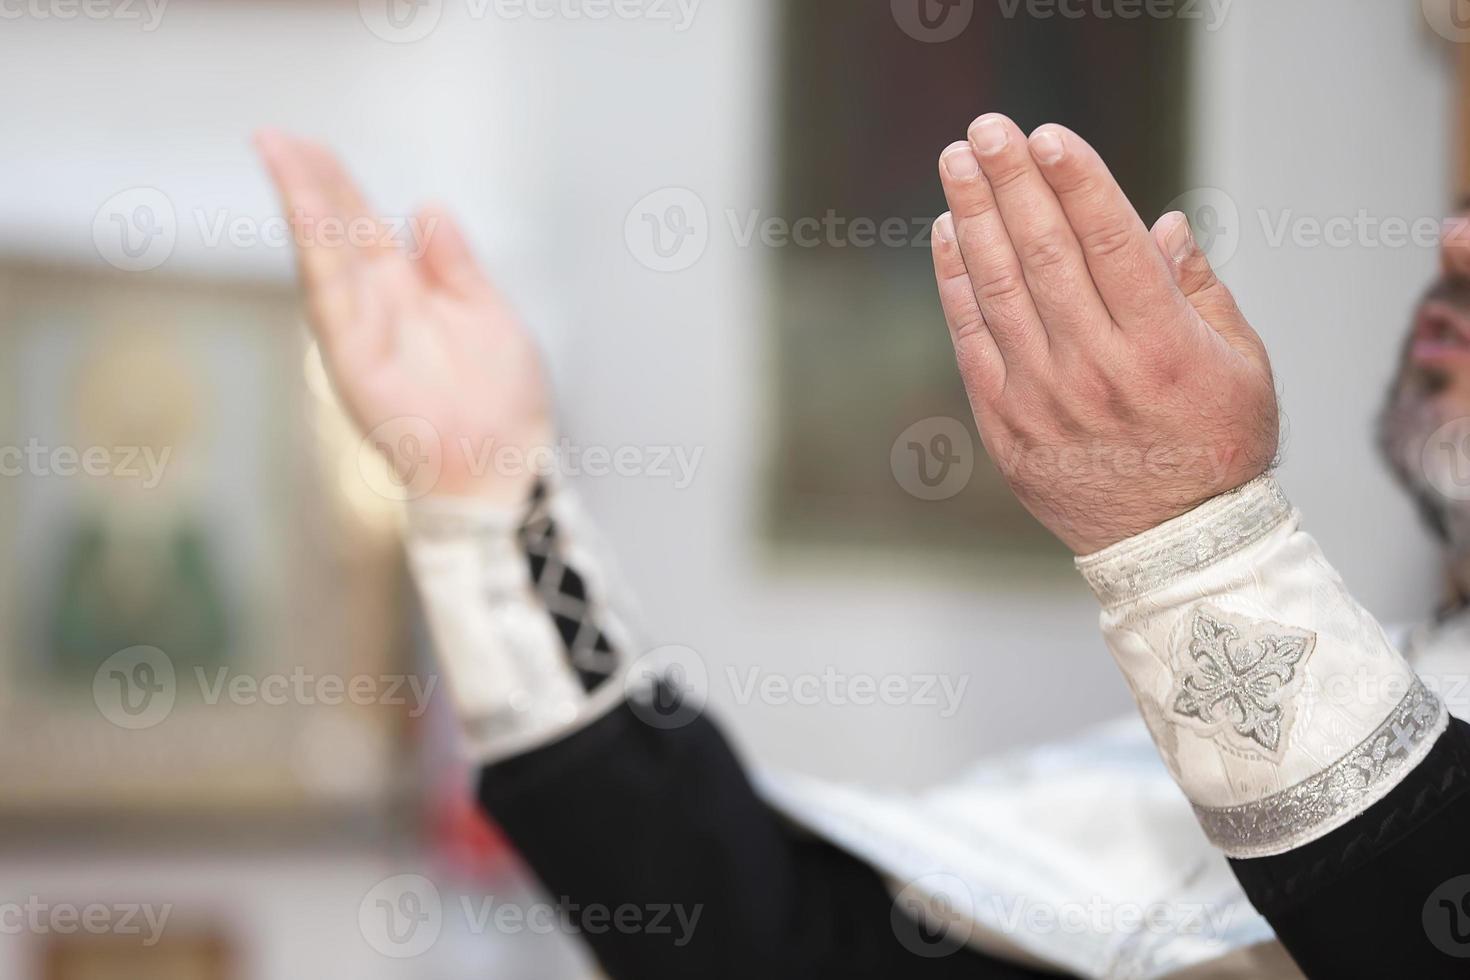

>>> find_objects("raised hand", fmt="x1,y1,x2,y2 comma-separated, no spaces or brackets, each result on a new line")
256,130,552,504
931,115,1278,554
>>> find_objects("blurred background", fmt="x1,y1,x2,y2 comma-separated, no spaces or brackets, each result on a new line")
0,0,1460,975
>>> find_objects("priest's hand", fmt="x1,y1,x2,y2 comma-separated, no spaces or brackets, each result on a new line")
931,115,1278,555
256,130,552,505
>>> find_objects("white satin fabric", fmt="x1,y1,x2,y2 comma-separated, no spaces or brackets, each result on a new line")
759,605,1462,980
404,483,631,763
1077,477,1446,857
758,720,1286,979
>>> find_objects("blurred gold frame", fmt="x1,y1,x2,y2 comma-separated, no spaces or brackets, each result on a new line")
0,261,411,823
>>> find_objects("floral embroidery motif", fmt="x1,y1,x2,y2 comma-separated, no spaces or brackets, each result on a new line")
1170,606,1316,754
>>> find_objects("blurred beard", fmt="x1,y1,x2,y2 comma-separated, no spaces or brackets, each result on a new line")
1380,298,1470,597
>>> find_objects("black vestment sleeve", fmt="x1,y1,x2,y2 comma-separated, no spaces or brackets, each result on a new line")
477,686,1064,980
1229,716,1470,978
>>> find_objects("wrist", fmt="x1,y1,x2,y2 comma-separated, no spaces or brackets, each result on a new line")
1065,471,1274,556
430,418,555,507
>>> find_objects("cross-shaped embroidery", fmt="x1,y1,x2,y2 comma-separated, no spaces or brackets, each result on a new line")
1170,606,1317,754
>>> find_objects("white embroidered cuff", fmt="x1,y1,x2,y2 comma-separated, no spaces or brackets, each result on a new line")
405,486,626,765
1076,476,1448,858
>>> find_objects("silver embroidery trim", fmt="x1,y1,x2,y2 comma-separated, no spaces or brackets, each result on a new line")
1074,477,1292,608
1192,678,1448,856
1170,606,1316,756
406,503,521,539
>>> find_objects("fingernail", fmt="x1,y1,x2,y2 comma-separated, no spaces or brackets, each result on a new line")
1030,128,1065,165
934,213,956,242
943,148,980,180
1166,212,1194,263
969,117,1009,156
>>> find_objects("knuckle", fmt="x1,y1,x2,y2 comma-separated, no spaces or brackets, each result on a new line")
985,162,1031,192
1045,162,1095,197
973,273,1030,310
1019,235,1072,272
952,191,998,222
1079,221,1136,260
1135,331,1192,377
1180,263,1221,299
954,346,1001,397
951,310,989,342
1072,366,1133,419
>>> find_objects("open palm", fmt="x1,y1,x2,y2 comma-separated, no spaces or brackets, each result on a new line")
256,130,551,504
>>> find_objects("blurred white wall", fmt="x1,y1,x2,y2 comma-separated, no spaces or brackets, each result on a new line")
0,0,1453,799
1193,0,1451,627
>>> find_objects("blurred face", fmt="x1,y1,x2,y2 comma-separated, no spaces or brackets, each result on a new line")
1381,217,1470,551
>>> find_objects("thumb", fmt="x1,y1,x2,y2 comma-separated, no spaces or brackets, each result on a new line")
412,204,489,293
1153,210,1261,359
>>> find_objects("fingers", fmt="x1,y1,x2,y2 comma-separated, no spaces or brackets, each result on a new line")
254,130,407,372
298,139,399,260
931,212,1005,397
254,129,356,330
938,141,1048,363
1028,124,1192,330
966,114,1111,341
